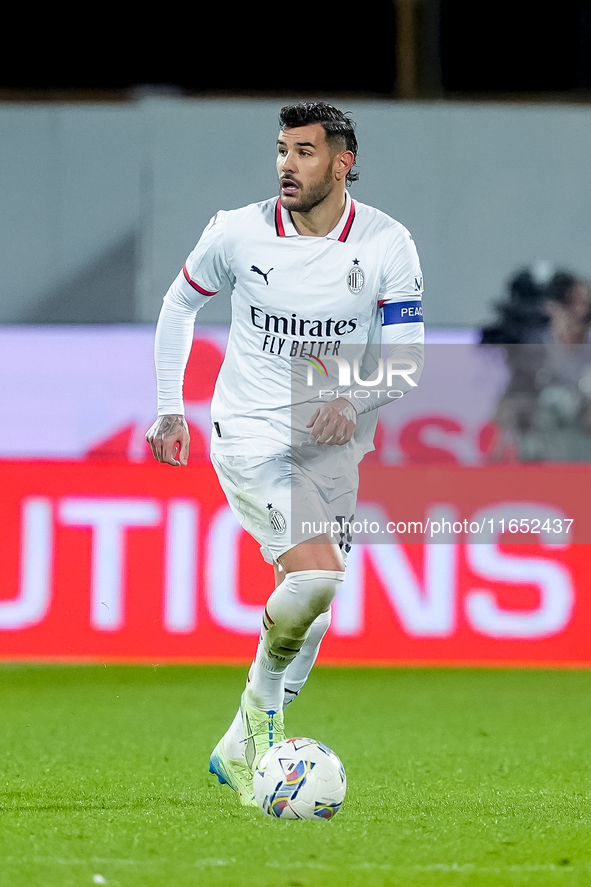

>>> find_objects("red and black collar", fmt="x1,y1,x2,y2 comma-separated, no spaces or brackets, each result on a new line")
275,193,356,242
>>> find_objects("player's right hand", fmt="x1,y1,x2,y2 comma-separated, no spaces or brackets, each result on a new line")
145,414,190,466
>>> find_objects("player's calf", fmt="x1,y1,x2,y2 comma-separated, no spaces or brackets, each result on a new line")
263,569,344,661
283,608,332,707
246,570,344,713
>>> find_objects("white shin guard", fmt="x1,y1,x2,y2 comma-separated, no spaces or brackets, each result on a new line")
262,569,345,667
246,569,344,711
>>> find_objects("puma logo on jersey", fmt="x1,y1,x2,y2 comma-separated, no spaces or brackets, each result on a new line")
251,265,273,285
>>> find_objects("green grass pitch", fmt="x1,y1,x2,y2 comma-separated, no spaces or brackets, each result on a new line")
1,664,590,887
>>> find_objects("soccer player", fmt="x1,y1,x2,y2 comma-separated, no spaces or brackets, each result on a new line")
146,102,424,806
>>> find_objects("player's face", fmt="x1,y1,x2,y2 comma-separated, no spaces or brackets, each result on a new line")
276,124,338,213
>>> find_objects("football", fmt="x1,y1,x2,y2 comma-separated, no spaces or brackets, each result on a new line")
253,737,347,820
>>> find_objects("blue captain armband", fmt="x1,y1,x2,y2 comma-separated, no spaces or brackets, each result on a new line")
382,300,424,325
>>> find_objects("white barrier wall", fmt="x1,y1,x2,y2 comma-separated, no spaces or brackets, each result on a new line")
1,97,591,327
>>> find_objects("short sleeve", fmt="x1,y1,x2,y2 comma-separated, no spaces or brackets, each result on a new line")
182,211,235,299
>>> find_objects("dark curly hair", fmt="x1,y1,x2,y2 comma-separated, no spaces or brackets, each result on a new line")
278,101,359,186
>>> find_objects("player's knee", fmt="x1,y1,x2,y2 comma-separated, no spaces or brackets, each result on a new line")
263,572,342,666
289,569,344,621
268,569,345,634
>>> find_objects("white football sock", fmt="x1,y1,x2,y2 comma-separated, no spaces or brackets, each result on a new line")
245,570,344,713
222,707,247,760
283,608,332,708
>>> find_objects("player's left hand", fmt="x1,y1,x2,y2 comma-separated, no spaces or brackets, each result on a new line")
307,397,357,446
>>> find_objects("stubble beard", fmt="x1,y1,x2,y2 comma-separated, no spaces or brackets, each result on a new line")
281,165,334,214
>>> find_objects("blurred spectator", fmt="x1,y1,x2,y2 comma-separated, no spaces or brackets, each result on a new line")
480,265,552,345
543,271,591,344
483,269,591,462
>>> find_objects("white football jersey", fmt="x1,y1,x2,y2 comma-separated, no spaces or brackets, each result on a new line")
155,191,424,473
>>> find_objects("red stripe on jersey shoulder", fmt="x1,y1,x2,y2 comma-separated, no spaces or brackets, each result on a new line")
338,201,356,242
275,199,286,237
182,264,217,296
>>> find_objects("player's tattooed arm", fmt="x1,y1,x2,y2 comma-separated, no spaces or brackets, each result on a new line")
146,414,190,466
307,397,357,446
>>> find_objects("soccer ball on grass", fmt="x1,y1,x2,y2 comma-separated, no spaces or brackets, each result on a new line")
253,737,346,820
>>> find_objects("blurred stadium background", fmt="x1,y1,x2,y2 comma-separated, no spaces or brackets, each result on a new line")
1,0,591,667
2,4,591,885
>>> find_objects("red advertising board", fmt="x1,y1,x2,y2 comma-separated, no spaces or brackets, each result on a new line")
0,461,590,666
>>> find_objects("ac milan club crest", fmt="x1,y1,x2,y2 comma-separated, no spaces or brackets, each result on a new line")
268,507,287,535
347,259,365,294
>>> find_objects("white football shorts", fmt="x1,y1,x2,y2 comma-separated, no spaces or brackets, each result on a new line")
211,453,359,566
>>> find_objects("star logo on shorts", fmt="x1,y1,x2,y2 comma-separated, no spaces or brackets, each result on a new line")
267,503,273,510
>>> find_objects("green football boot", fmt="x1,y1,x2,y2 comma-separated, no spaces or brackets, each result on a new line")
208,737,257,807
240,692,285,771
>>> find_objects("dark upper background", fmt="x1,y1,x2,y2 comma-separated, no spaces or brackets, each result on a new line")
2,0,590,99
